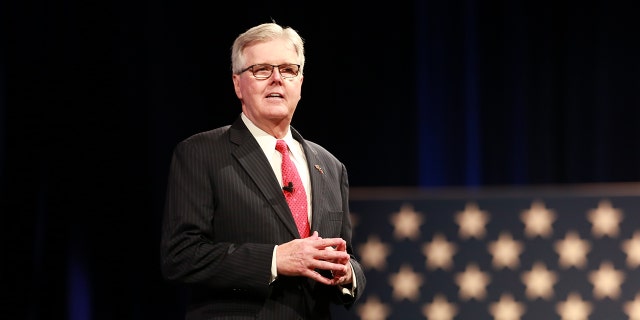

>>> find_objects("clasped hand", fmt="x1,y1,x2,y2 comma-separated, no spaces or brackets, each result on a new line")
276,231,352,286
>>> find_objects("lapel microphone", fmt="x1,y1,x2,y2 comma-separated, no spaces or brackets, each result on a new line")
282,181,294,192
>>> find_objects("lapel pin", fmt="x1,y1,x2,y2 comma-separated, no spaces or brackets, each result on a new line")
314,165,324,174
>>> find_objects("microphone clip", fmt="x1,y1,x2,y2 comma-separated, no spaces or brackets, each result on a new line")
282,182,294,193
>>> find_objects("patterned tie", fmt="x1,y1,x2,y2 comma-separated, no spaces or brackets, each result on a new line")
275,139,310,238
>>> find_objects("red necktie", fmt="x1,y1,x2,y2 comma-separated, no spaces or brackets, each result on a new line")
275,140,310,238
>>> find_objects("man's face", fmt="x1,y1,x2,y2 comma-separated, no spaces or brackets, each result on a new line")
232,38,303,128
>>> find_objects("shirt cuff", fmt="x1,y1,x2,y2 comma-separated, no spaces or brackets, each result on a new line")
338,262,357,296
270,245,278,284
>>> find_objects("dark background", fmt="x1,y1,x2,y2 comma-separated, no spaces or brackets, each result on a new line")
2,0,639,319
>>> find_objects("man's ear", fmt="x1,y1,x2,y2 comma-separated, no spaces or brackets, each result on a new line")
232,74,242,99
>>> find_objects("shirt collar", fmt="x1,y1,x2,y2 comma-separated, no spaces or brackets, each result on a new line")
240,112,299,157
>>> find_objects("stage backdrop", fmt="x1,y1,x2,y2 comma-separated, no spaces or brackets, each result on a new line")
332,183,640,320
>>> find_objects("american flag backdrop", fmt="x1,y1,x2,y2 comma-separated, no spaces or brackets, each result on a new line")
331,183,640,320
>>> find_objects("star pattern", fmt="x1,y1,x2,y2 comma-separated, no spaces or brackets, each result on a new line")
422,294,458,320
622,231,640,268
554,231,591,269
423,233,457,270
521,200,556,238
455,202,490,239
342,195,640,320
587,199,623,238
389,264,423,301
358,235,392,271
390,204,424,241
588,261,625,299
455,263,490,300
521,262,557,300
556,292,592,320
625,294,640,320
489,293,526,320
487,231,524,269
356,295,391,320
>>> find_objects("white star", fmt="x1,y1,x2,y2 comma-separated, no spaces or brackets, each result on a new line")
489,293,526,320
554,231,591,269
556,292,592,320
390,203,424,241
357,235,392,271
624,293,640,320
521,262,558,300
521,200,556,238
389,264,424,301
423,294,458,320
588,261,625,299
423,233,457,271
487,231,524,269
587,199,623,238
455,263,491,301
455,202,490,239
356,295,392,320
622,231,640,268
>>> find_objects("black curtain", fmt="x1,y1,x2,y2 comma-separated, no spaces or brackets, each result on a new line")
2,0,639,318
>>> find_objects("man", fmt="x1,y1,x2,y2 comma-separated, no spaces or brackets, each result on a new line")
160,22,366,319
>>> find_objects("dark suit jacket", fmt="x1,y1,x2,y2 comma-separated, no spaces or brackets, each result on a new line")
160,116,366,320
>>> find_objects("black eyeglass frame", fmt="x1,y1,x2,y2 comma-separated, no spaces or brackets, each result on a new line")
239,63,301,79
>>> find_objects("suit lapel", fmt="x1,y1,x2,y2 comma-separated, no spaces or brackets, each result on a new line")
229,118,300,238
292,128,327,234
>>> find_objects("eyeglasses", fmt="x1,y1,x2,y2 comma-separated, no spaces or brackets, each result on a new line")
240,64,301,80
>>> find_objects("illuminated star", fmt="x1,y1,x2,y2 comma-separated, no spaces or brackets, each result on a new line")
554,231,591,269
357,235,392,271
487,231,524,269
489,293,526,320
356,295,392,320
422,294,458,320
587,199,623,238
389,264,424,301
455,202,490,239
622,231,640,268
521,262,558,300
588,261,625,299
624,294,640,320
455,263,491,301
521,200,556,238
423,233,458,271
556,292,592,320
390,203,424,241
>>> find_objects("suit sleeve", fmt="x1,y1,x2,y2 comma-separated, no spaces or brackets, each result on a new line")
334,163,367,306
159,138,274,296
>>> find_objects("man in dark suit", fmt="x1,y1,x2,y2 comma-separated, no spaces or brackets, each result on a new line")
160,22,366,319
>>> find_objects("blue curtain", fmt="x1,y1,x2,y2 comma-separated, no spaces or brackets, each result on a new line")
415,1,640,187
